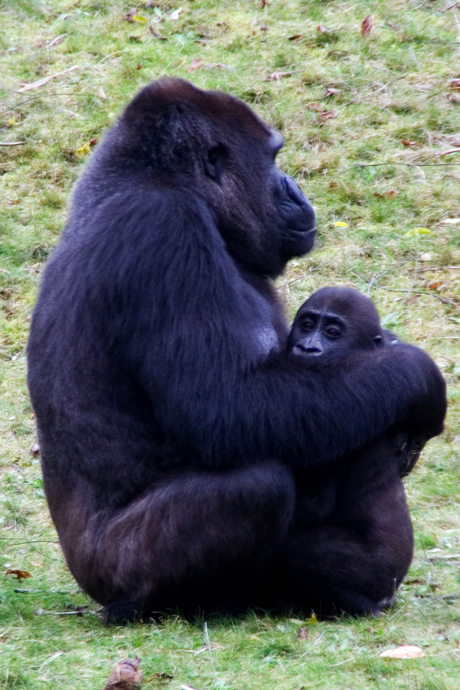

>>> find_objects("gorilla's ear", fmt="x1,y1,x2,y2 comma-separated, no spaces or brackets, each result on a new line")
205,144,228,183
373,335,383,347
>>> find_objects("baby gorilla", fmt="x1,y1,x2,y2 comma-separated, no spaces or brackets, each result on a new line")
285,287,422,617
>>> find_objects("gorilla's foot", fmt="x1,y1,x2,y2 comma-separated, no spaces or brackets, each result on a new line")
378,595,395,611
103,596,142,625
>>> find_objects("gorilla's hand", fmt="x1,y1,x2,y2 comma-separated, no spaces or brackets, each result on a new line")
392,429,427,478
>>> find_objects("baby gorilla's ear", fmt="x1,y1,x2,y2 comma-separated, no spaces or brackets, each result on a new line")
373,335,383,347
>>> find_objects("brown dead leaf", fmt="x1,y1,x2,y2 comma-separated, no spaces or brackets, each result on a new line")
361,15,372,36
188,58,203,72
305,103,324,112
401,140,418,147
447,93,460,103
324,87,341,98
414,82,435,92
298,626,309,639
386,188,399,198
103,658,142,690
5,569,31,580
266,71,294,81
76,139,98,157
25,264,42,275
260,0,270,7
319,110,337,122
405,295,419,306
288,34,302,41
317,25,329,34
149,27,167,40
447,78,460,91
427,281,444,290
124,9,136,23
380,645,426,659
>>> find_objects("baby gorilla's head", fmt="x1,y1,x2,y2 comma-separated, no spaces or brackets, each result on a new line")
288,287,384,360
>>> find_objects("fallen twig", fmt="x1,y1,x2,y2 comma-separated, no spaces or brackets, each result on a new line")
15,588,80,594
437,149,460,156
0,141,26,146
440,2,460,11
46,33,68,48
328,657,355,668
34,607,97,616
337,161,460,175
18,66,78,93
373,286,451,305
0,92,81,116
0,539,59,544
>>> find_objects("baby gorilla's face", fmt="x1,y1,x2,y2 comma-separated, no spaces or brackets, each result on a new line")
288,305,350,359
288,289,384,361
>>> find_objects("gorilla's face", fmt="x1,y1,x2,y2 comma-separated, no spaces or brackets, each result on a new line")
201,121,316,278
288,287,384,361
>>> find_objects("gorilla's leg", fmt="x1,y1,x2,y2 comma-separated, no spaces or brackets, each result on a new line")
281,524,397,617
61,461,295,622
281,437,413,617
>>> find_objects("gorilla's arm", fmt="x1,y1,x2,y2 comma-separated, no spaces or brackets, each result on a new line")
155,343,444,468
380,330,429,477
35,190,446,471
124,193,446,466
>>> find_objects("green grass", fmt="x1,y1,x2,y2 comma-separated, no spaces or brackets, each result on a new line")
1,0,460,687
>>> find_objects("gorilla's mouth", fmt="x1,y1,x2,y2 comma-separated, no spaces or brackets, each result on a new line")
277,175,316,236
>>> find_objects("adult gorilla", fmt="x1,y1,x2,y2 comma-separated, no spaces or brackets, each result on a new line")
27,79,446,622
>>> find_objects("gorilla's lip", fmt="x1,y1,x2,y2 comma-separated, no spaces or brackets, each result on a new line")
294,226,317,236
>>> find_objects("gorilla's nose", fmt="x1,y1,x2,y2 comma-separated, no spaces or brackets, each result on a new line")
293,343,323,357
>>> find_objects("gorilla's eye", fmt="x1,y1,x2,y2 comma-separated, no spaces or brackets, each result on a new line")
300,318,315,332
325,325,342,339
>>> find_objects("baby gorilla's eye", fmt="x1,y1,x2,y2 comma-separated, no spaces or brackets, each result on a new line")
325,325,342,339
300,318,315,332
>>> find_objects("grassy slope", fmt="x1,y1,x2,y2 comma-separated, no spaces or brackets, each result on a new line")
0,0,459,688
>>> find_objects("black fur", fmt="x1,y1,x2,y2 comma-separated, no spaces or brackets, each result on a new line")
27,80,446,622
